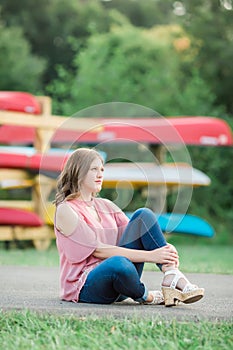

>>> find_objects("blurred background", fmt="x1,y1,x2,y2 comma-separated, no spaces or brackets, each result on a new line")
0,0,232,244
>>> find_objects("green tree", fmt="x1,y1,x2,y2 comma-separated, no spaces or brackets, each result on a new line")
187,144,233,243
101,0,175,27
0,0,128,84
48,24,219,117
176,0,233,115
101,0,233,115
0,24,46,92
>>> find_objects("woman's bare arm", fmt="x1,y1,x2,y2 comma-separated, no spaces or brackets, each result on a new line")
93,242,179,265
55,203,79,235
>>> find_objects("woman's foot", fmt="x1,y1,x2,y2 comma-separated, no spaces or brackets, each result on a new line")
162,268,188,290
161,269,204,307
143,290,164,305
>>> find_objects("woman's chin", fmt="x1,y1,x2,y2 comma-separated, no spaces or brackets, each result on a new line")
93,188,101,195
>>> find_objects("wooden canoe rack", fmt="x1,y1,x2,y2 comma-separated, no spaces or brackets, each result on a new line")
0,97,57,249
0,95,167,249
0,170,56,250
0,96,103,152
0,95,104,249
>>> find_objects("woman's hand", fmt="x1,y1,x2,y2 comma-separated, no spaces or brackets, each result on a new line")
166,243,179,268
148,244,179,266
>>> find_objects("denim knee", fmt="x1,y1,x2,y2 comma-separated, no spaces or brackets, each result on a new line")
132,207,154,221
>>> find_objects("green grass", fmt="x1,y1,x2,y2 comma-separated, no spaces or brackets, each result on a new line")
0,243,232,349
0,242,59,267
0,310,232,350
0,242,232,274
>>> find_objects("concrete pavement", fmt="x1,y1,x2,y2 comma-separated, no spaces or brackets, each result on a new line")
0,266,232,321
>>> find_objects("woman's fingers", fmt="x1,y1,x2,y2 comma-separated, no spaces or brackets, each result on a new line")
164,246,179,260
152,246,180,264
167,243,178,254
164,247,179,264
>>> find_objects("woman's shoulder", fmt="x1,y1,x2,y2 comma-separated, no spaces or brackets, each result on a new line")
56,201,79,235
57,200,76,212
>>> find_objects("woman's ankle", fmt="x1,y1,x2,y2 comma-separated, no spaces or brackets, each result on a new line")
146,292,153,303
161,269,189,291
162,264,177,273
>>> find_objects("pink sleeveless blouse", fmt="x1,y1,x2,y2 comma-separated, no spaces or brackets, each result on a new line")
54,197,129,302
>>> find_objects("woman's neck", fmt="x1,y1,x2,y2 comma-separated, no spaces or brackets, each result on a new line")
77,194,95,207
79,192,93,202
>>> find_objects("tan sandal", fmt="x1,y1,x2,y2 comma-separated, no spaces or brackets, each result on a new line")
161,269,204,307
142,290,165,305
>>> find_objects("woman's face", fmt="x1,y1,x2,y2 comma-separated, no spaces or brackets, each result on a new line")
81,157,104,194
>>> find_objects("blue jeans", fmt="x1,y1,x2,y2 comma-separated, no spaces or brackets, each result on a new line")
79,208,167,304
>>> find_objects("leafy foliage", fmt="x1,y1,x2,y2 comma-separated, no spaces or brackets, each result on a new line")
49,25,218,117
178,0,233,114
0,0,129,83
101,0,176,27
187,145,233,242
0,24,46,91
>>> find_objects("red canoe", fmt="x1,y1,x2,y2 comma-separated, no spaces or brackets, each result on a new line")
54,116,232,146
0,116,232,146
0,91,41,114
0,152,67,174
0,207,43,226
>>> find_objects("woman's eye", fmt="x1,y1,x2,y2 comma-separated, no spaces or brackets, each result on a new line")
90,166,104,171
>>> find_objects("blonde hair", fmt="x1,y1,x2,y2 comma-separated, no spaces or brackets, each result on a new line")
54,148,104,206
